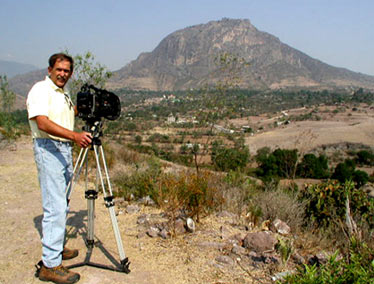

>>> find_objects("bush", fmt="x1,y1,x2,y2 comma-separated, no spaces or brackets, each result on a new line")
256,148,298,179
211,141,250,172
0,110,29,140
356,150,374,166
113,157,161,200
332,159,369,186
156,171,224,222
279,239,374,283
300,180,374,230
297,153,330,179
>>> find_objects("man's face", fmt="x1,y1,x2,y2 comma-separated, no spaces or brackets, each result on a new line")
48,59,72,88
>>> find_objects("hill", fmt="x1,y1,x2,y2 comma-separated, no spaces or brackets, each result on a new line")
8,68,47,97
0,59,39,78
109,18,374,91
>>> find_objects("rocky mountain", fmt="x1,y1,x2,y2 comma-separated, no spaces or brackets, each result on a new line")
109,18,374,91
0,60,39,78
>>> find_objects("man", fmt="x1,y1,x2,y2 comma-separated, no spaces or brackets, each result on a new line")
27,53,92,284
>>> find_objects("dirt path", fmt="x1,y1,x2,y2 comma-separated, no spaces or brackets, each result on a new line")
0,137,258,284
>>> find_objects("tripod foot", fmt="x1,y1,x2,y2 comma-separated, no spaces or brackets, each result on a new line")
121,257,131,274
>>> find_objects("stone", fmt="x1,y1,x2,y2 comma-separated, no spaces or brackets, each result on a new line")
270,218,291,235
146,226,159,238
174,218,186,234
198,241,226,250
158,228,171,239
243,231,277,253
215,255,234,266
126,204,140,214
219,225,231,240
138,195,156,206
186,217,195,233
137,214,150,225
231,244,247,255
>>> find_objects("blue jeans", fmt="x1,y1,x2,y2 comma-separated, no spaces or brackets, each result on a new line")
33,138,73,268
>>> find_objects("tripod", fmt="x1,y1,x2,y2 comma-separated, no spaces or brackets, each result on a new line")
65,120,130,273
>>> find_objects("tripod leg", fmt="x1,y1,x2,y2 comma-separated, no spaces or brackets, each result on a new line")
93,145,130,272
66,147,90,202
85,189,97,247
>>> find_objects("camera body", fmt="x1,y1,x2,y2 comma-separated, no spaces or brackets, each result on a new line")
76,84,121,123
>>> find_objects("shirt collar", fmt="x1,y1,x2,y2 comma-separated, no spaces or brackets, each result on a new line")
45,76,67,94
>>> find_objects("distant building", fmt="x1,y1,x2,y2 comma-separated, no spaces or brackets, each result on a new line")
167,113,176,124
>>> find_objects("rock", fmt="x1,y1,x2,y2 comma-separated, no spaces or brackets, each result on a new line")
219,225,231,240
158,228,171,239
270,219,291,235
146,226,159,238
137,231,146,239
243,231,277,253
215,255,235,266
138,195,156,206
198,241,226,250
231,244,247,255
186,217,195,233
292,252,305,265
228,232,246,246
271,271,294,282
126,204,140,214
137,214,150,225
307,252,328,266
174,218,186,234
361,183,374,198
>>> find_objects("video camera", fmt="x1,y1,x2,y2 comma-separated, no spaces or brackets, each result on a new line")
76,84,121,124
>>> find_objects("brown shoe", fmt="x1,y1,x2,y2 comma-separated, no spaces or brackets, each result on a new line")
38,262,80,284
62,247,79,260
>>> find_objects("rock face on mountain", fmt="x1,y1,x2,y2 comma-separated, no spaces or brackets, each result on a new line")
109,18,374,91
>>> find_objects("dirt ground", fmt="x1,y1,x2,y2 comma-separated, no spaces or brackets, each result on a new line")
0,137,263,284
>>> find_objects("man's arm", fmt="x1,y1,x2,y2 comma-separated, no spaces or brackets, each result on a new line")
33,115,92,148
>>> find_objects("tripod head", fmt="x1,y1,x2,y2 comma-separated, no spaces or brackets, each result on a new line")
83,119,104,146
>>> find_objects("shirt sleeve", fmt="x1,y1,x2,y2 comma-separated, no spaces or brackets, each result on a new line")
26,82,50,119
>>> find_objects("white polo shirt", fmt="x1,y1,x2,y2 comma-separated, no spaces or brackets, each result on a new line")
26,76,75,142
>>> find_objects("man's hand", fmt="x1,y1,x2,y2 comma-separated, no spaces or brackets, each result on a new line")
34,116,92,147
73,131,92,148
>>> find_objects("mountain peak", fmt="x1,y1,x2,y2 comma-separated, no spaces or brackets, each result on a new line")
109,18,374,91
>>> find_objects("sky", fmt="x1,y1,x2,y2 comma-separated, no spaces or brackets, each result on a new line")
1,0,373,75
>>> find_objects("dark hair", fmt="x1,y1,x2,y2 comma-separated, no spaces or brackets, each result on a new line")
48,53,74,72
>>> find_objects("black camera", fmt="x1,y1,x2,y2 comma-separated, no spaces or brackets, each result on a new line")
76,84,121,123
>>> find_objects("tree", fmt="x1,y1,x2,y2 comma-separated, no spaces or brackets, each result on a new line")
64,51,112,99
297,153,330,179
0,75,16,113
189,52,249,174
211,145,249,172
332,159,356,183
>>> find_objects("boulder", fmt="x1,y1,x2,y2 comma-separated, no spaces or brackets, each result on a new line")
243,231,277,253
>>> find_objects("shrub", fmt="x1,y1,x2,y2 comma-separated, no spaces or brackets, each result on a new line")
251,186,305,231
297,153,330,179
156,171,224,222
211,141,250,172
113,157,161,200
356,150,374,166
278,238,374,283
300,180,374,230
255,148,298,179
332,159,369,186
